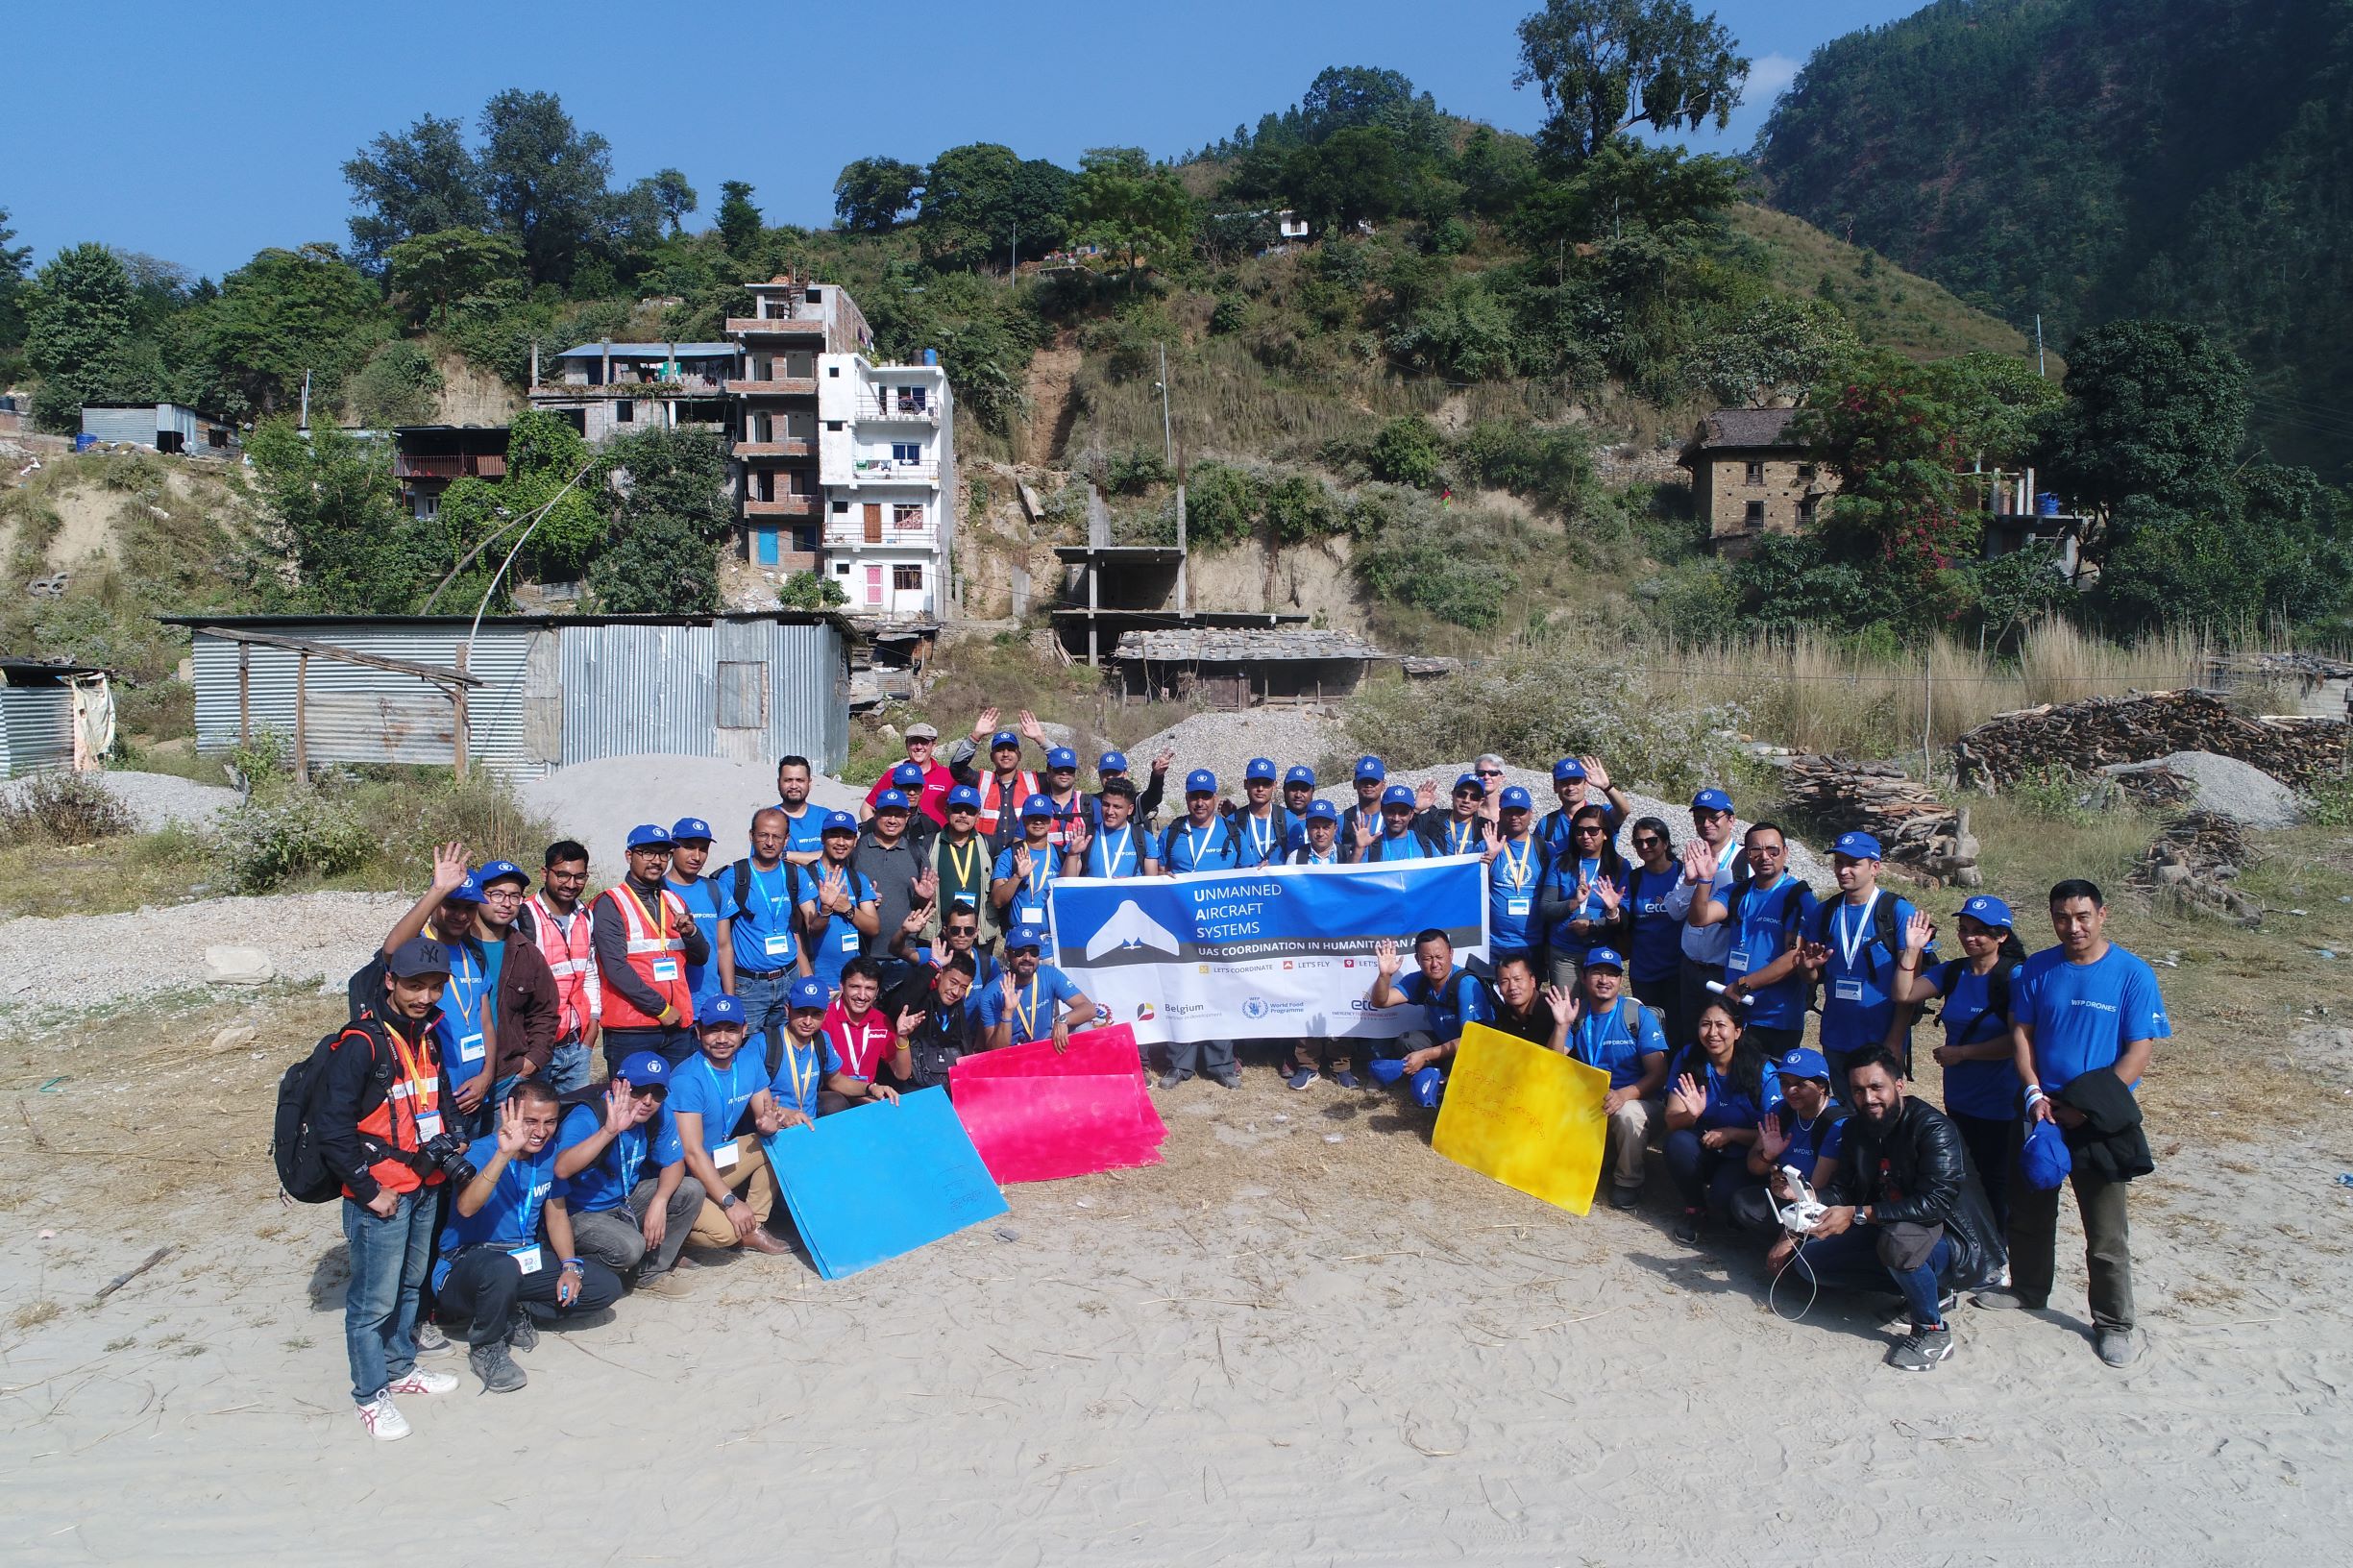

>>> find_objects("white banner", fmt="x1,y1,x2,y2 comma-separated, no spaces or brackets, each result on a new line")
1046,856,1491,1044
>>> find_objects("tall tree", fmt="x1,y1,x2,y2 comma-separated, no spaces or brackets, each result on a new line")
716,181,763,254
919,143,1073,266
1513,0,1748,164
2044,320,2250,516
245,418,441,613
0,207,32,354
834,158,926,233
23,243,156,430
642,169,698,235
588,425,729,612
384,228,526,327
342,113,487,271
477,90,614,286
1068,148,1194,282
187,243,386,417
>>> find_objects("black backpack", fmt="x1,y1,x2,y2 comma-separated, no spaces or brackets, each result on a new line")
272,1022,371,1204
1932,931,2029,1040
730,857,805,928
1806,892,1912,981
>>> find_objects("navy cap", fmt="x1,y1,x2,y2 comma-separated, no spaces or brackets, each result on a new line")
1454,772,1483,795
944,784,982,810
1284,765,1315,787
443,873,485,904
1244,757,1278,782
625,822,674,850
477,858,529,890
699,994,748,1027
1831,830,1883,860
1553,757,1587,782
1006,924,1046,952
874,788,913,811
892,762,925,787
670,816,714,844
1691,788,1733,813
614,1051,671,1089
821,810,859,836
1305,798,1339,823
1097,750,1129,773
1774,1045,1831,1081
1354,754,1385,781
1960,894,2015,930
1582,945,1626,971
1381,783,1415,808
787,977,829,1011
990,729,1020,750
386,937,452,978
1018,794,1056,820
1499,785,1533,811
1046,747,1078,771
1185,769,1217,795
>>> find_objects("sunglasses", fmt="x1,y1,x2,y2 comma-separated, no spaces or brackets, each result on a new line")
1574,824,1606,836
1476,768,1505,777
1631,835,1663,850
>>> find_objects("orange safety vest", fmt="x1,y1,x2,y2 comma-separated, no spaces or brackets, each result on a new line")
596,883,693,1030
976,768,1042,838
527,892,600,1040
349,1020,444,1198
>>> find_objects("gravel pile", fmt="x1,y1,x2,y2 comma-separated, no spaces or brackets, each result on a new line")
2103,750,2303,829
0,891,407,1019
0,770,241,834
520,753,864,885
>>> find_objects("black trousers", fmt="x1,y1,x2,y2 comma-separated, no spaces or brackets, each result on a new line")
437,1244,624,1347
1949,1109,2017,1237
602,1024,699,1074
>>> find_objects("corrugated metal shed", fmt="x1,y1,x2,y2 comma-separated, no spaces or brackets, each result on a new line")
0,667,77,778
80,404,161,447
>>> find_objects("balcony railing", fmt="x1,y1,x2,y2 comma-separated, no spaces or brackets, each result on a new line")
393,453,506,480
726,314,827,336
856,397,941,424
732,438,815,460
825,524,936,549
847,459,940,484
726,377,819,397
745,494,821,518
534,375,732,396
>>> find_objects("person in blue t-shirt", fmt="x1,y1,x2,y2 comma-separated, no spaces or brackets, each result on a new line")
433,1082,623,1392
773,755,831,867
797,813,879,992
1975,879,2169,1366
1370,930,1494,1106
670,996,799,1258
551,1051,702,1288
1685,821,1819,1056
977,925,1096,1050
992,796,1064,930
1064,777,1154,878
1887,894,2028,1235
1731,1045,1851,1237
758,977,833,1123
1161,771,1243,873
717,808,810,1038
1562,947,1669,1209
1483,786,1548,962
1536,803,1630,987
1232,757,1296,868
1662,994,1785,1242
664,819,740,1019
1280,766,1317,853
1354,783,1437,864
1618,816,1685,1014
1792,831,1926,1084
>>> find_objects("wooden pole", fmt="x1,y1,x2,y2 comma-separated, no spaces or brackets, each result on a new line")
236,641,251,744
453,642,470,782
293,650,309,785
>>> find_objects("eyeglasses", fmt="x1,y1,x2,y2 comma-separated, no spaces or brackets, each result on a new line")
1574,824,1606,836
1750,845,1786,857
1453,788,1482,799
1631,835,1662,850
1475,768,1504,778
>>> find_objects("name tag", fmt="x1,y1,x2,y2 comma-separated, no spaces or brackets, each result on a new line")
508,1245,543,1275
455,1031,486,1064
1020,903,1045,926
840,930,860,952
1833,979,1865,1003
650,958,679,983
713,1140,740,1171
952,892,978,907
1505,897,1532,919
1728,949,1752,974
764,933,793,957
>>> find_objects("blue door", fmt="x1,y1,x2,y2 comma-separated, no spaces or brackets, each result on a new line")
756,527,779,565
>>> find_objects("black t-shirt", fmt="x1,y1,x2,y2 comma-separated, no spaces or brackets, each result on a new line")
1487,1001,1555,1047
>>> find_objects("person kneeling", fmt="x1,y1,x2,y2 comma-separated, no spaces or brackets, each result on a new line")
1768,1050,2005,1373
1731,1046,1848,1238
1368,930,1492,1107
1558,948,1668,1211
552,1051,704,1293
434,1082,625,1392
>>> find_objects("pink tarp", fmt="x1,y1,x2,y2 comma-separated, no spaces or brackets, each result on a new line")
948,1023,1167,1184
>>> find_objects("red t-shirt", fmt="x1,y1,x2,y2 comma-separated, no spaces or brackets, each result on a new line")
821,1000,897,1082
865,760,954,827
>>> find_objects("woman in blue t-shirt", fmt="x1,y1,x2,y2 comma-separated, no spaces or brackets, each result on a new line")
1536,804,1630,990
1617,816,1684,1015
1662,996,1783,1243
1889,894,2030,1234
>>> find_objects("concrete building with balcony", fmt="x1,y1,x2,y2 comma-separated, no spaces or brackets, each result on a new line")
816,351,955,619
529,341,738,445
727,277,874,575
391,425,508,519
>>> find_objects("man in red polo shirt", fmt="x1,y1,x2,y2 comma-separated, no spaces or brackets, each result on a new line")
862,722,953,827
817,957,909,1114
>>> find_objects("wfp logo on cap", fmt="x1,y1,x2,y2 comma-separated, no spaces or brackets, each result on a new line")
1786,1050,1803,1065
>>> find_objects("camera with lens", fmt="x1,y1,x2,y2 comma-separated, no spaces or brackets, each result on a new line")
413,1132,477,1187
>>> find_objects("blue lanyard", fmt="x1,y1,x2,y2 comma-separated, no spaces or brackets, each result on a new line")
751,863,791,921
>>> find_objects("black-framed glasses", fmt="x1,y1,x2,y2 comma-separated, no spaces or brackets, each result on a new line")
1574,824,1606,836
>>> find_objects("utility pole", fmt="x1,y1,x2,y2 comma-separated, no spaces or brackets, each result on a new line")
1154,343,1174,468
2035,314,2047,379
1010,219,1017,282
299,369,311,431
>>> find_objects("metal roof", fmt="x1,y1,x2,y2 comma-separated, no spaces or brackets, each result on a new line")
0,659,105,680
1113,628,1394,663
554,342,739,359
159,610,850,635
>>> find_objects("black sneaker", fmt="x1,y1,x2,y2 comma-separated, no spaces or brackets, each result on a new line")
1889,1324,1954,1372
1209,1068,1243,1090
1609,1184,1643,1212
504,1310,539,1353
1971,1288,2044,1311
1672,1209,1702,1245
469,1342,527,1392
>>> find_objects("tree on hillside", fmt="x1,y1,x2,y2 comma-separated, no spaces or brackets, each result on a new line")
1069,148,1194,282
2044,320,2250,516
1284,126,1422,233
1793,351,1977,620
384,228,526,327
186,243,386,417
0,208,31,356
342,113,488,271
23,243,158,430
245,419,442,612
1297,66,1445,151
1513,0,1748,164
716,181,763,254
588,425,731,614
642,169,698,235
834,158,926,233
919,144,1073,267
477,90,614,287
348,339,444,427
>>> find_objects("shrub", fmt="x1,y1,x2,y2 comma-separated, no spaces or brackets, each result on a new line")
2304,773,2353,827
0,772,135,845
1184,461,1262,550
1368,417,1443,489
2006,763,2097,823
1262,474,1346,544
1351,516,1518,628
212,785,377,892
779,569,846,608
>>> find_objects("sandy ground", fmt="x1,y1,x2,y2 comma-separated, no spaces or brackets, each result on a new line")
1,1006,2347,1564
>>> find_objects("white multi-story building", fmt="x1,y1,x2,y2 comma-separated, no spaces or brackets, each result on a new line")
815,350,956,619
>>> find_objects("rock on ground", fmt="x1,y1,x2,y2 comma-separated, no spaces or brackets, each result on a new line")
2102,750,2302,829
519,753,864,885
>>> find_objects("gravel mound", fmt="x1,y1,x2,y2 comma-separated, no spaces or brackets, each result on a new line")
0,891,407,1020
519,753,864,885
2102,750,2302,828
0,769,241,834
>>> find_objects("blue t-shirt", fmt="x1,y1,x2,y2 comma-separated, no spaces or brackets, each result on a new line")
668,1048,766,1156
2013,944,2170,1092
1776,1101,1849,1175
1814,892,1920,1056
992,841,1060,928
800,865,879,988
1567,996,1667,1089
1671,1045,1785,1132
1161,819,1241,873
432,935,493,1079
433,1135,562,1287
555,1101,685,1215
1542,854,1626,958
1395,967,1493,1041
975,965,1087,1040
1433,816,1488,859
1927,959,2021,1118
479,935,507,1037
1723,875,1818,1030
1231,807,1295,868
1621,864,1683,984
726,859,802,975
1077,823,1149,879
775,803,828,858
913,944,1000,1027
1360,829,1434,864
665,876,739,1012
762,1028,829,1120
1487,835,1547,954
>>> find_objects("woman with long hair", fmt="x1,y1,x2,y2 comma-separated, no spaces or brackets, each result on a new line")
1619,816,1682,1017
1662,995,1784,1243
1536,802,1630,990
1888,894,2032,1235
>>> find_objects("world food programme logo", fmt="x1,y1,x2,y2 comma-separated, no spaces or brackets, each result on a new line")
1084,899,1182,962
1240,996,1269,1020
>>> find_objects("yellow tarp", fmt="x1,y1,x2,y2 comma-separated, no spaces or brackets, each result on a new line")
1431,1021,1610,1215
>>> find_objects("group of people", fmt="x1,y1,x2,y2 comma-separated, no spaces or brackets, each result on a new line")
315,711,2168,1439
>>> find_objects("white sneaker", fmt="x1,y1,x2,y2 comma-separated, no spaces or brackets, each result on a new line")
386,1366,459,1396
356,1395,411,1442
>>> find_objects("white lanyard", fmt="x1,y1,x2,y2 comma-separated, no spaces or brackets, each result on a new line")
1185,824,1214,868
1022,842,1056,897
1836,891,1880,970
1096,826,1134,877
1499,836,1533,889
1247,811,1275,860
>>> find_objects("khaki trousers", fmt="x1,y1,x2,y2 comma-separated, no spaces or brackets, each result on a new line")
1606,1095,1660,1190
686,1134,778,1248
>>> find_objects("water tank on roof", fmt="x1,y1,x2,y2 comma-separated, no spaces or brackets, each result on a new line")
2035,492,2060,516
922,349,939,366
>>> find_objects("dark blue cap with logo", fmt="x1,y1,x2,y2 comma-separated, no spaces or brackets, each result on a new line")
945,784,982,810
788,977,829,1011
699,994,747,1026
1284,765,1315,787
1691,788,1734,814
1019,794,1056,819
625,822,674,849
1354,754,1385,781
1381,783,1415,808
1046,747,1078,771
1245,757,1278,782
1007,924,1046,952
387,937,453,978
990,729,1020,750
1499,785,1532,811
1553,757,1587,782
1305,798,1338,823
443,873,485,904
874,788,912,811
615,1051,672,1088
821,810,859,835
1582,945,1626,971
1097,750,1128,773
671,817,714,844
1773,1045,1831,1081
892,762,925,788
477,858,529,891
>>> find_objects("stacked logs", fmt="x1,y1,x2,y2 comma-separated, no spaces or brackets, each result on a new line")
1952,690,2347,791
2132,810,2260,925
1766,752,1983,888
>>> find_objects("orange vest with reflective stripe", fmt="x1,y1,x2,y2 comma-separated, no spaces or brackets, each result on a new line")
348,1020,444,1198
596,883,693,1029
527,892,599,1040
976,769,1042,838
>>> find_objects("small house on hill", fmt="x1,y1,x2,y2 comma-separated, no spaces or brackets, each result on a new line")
1110,627,1395,708
1679,407,1836,555
80,402,240,457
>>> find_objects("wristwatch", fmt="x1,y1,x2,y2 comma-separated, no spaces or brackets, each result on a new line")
719,1191,740,1211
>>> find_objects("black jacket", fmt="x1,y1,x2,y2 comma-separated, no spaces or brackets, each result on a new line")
314,1010,448,1204
1825,1096,2006,1286
2057,1070,2154,1182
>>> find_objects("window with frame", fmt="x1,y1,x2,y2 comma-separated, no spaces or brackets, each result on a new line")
893,503,924,529
893,564,923,591
616,400,635,424
1744,501,1766,525
1744,460,1764,485
1797,463,1818,483
892,442,921,463
1799,495,1820,524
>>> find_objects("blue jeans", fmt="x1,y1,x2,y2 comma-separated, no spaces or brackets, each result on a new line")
544,1041,591,1093
341,1188,439,1405
736,969,796,1038
1792,1225,1954,1329
1663,1127,1754,1216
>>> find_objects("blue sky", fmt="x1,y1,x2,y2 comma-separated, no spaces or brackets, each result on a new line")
6,0,1915,280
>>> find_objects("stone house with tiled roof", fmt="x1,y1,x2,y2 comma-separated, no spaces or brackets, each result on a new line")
1678,406,1840,555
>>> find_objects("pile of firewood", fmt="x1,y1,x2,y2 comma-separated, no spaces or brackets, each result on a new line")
1952,689,2348,791
2132,809,2260,925
1764,752,1983,888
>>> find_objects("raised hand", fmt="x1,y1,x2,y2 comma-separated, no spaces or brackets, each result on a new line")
896,1007,925,1038
912,866,938,905
900,906,928,937
1017,709,1046,744
1903,908,1934,954
1066,817,1091,857
1375,938,1400,978
1481,824,1501,864
1543,983,1578,1026
1594,877,1623,914
430,841,471,894
1755,1111,1788,1162
1353,814,1376,852
970,706,999,741
1579,755,1611,791
1012,844,1034,883
1152,748,1175,773
602,1078,633,1136
823,868,849,913
494,1095,529,1157
1798,939,1832,974
1000,971,1020,1015
1670,1071,1705,1118
1680,839,1715,883
1416,779,1438,811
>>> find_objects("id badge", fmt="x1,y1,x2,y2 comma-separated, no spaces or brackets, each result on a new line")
456,1030,486,1064
1506,897,1532,919
840,930,860,952
952,892,978,908
713,1140,740,1171
764,933,793,957
1728,948,1752,974
650,958,680,983
1834,979,1865,1002
413,1110,444,1139
1021,902,1045,926
508,1245,543,1275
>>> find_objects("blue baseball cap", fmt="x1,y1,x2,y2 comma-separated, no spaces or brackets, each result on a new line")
892,762,925,788
787,977,829,1012
874,788,913,811
1453,772,1483,795
1691,788,1733,814
699,994,748,1026
1046,747,1079,771
1960,894,2015,930
1499,785,1533,811
821,810,859,835
1553,757,1587,782
1097,750,1129,773
989,729,1020,750
614,1051,672,1089
386,937,452,978
477,858,529,891
1582,945,1626,972
671,816,714,844
1185,769,1217,795
1831,830,1884,860
625,822,674,849
1006,924,1046,952
1305,798,1339,823
1018,794,1056,819
1244,757,1278,782
443,873,485,904
1381,783,1415,809
1284,764,1315,787
1368,1057,1409,1086
1411,1066,1445,1109
1354,754,1385,782
2021,1116,2073,1190
945,784,982,810
1773,1045,1832,1082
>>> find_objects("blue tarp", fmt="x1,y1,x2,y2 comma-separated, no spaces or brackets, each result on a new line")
762,1088,1007,1279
